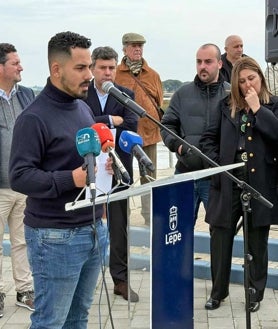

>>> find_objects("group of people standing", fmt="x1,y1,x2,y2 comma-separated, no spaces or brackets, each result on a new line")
162,34,278,314
1,29,278,329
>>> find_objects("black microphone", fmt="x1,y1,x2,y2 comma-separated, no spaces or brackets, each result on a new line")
92,123,130,183
119,130,155,172
102,81,146,118
76,127,101,200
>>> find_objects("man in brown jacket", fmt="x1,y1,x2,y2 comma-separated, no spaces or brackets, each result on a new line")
115,32,163,225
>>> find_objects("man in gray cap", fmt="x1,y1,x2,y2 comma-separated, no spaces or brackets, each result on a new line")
115,32,163,225
122,32,146,45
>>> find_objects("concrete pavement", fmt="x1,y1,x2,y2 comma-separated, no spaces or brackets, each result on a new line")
1,254,278,328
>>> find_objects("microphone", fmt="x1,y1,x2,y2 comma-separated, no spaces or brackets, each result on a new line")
92,123,130,182
119,131,155,172
102,81,146,118
76,127,101,199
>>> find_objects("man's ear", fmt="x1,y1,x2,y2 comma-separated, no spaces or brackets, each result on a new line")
218,60,223,69
50,61,60,78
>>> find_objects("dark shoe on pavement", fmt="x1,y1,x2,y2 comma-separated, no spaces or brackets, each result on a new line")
0,292,6,318
205,297,221,310
249,301,260,312
114,282,139,302
16,290,35,311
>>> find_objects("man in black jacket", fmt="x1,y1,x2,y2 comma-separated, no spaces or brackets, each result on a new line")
220,35,246,83
161,43,230,224
85,46,139,302
0,43,35,317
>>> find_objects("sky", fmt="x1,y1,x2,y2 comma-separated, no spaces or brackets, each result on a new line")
1,0,269,87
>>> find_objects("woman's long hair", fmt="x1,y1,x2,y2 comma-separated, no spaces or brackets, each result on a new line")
229,56,271,118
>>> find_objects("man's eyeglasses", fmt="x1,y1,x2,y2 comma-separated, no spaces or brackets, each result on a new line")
241,113,248,133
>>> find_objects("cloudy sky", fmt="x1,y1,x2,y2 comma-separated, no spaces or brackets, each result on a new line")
1,0,269,87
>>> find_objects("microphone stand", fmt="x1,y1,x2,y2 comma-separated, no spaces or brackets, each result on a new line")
111,161,122,186
109,90,273,329
132,162,155,189
138,162,155,182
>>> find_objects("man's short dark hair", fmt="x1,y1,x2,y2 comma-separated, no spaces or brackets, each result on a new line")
91,46,118,67
200,43,221,61
0,43,17,64
48,31,92,63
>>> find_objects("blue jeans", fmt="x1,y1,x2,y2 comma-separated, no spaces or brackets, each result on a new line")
25,220,108,329
175,169,210,224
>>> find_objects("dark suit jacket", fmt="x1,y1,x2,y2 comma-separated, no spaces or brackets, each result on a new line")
85,81,138,184
17,85,35,108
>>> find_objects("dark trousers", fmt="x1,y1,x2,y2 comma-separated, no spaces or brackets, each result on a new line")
210,174,270,302
108,199,128,284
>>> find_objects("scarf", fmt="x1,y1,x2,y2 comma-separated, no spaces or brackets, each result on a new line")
124,56,143,76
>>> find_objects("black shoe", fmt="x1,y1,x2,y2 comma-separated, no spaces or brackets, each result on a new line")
249,301,260,312
16,290,35,311
0,292,6,318
114,282,139,302
205,297,221,310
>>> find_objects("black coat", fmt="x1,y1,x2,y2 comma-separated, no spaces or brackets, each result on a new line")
85,81,138,183
200,95,278,227
161,75,230,173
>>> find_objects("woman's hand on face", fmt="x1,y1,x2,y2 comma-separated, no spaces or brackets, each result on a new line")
245,87,260,114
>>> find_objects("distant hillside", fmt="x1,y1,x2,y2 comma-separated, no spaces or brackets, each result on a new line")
31,79,185,96
31,86,43,96
162,79,184,92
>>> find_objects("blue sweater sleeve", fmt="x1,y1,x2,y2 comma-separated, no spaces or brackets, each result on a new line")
9,113,76,198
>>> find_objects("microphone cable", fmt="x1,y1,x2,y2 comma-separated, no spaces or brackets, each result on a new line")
94,180,131,329
90,191,115,329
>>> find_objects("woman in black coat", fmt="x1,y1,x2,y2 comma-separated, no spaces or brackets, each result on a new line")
200,56,278,312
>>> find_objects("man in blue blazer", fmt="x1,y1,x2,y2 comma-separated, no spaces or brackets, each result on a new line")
85,46,139,302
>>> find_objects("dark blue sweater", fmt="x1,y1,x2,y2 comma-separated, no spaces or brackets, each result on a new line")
9,79,103,228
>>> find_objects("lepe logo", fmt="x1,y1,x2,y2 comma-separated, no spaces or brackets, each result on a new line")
169,206,178,230
165,205,182,246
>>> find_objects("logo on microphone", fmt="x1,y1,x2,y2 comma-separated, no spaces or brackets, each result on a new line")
77,133,91,144
165,205,182,246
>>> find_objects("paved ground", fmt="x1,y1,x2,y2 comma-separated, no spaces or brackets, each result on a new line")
1,144,278,328
1,254,278,328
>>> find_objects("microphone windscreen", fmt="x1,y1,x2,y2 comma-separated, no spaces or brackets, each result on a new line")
76,127,101,157
119,131,143,154
102,81,114,93
92,123,115,152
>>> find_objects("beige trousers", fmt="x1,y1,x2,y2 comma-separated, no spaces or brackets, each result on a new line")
0,189,33,292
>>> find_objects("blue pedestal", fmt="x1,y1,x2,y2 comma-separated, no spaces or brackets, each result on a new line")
152,180,194,329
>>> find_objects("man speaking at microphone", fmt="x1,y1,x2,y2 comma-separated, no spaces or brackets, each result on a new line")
9,32,112,329
85,46,139,302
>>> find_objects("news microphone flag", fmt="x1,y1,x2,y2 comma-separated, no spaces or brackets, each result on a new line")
92,123,130,182
119,130,155,172
76,127,101,157
76,127,101,199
